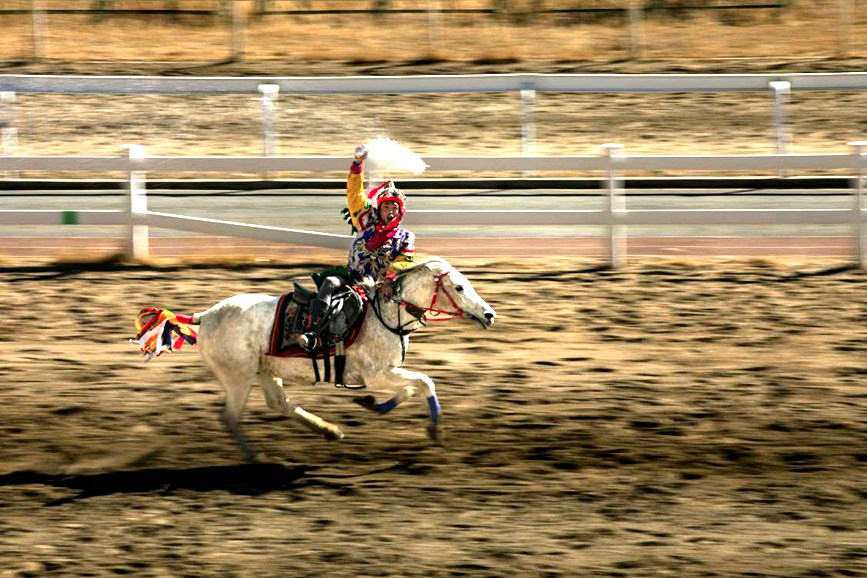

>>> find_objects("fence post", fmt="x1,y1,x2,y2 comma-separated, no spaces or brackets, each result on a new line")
769,80,790,177
628,0,644,60
229,0,247,62
520,82,536,156
31,0,46,62
123,144,149,260
850,141,866,268
520,82,536,178
838,0,852,58
427,0,443,50
602,143,625,268
0,92,18,179
258,83,280,159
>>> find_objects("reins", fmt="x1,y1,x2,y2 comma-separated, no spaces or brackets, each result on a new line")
371,293,419,364
410,271,465,322
372,267,465,363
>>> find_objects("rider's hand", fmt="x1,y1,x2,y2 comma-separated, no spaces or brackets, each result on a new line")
354,145,368,162
379,281,394,299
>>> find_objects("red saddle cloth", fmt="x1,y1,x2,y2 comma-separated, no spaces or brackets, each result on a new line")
266,290,367,358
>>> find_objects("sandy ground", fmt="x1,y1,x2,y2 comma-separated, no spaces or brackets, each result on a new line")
0,257,865,577
2,10,867,575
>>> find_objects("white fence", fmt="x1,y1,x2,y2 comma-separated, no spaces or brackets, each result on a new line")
6,72,867,93
1,142,866,267
4,72,867,158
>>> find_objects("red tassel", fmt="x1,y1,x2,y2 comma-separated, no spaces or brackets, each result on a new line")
175,313,194,324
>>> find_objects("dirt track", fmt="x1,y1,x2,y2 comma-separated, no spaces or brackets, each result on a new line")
1,258,865,577
3,31,867,576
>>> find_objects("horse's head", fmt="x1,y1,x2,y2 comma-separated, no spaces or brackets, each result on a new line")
395,257,496,329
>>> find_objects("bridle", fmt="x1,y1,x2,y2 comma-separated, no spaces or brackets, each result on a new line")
371,268,465,363
399,271,465,322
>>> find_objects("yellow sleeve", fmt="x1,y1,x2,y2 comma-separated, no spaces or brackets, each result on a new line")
346,161,368,231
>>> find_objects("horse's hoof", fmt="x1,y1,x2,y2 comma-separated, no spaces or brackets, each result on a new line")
251,451,271,463
324,427,344,441
426,423,445,445
353,395,377,412
241,450,264,464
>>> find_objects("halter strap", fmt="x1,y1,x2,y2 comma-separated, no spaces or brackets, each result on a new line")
372,268,464,362
397,271,465,322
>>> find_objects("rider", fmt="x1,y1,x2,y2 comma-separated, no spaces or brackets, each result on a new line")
298,144,416,351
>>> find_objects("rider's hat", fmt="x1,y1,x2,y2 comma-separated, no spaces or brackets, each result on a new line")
372,180,407,218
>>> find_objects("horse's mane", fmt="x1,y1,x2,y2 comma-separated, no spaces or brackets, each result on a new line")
394,257,451,280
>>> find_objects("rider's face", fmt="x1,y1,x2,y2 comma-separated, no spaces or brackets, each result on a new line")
379,200,400,222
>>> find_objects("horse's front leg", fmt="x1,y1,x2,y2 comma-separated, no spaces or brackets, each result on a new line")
258,373,344,441
354,367,443,443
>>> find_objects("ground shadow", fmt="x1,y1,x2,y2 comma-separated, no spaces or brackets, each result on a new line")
0,463,305,505
0,461,422,506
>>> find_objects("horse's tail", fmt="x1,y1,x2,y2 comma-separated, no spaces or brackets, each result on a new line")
131,306,199,361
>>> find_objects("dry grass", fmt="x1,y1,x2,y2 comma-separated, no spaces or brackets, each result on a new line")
0,0,865,63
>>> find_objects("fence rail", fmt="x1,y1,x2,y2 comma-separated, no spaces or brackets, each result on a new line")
4,72,867,94
0,1,789,17
2,143,866,267
2,71,865,162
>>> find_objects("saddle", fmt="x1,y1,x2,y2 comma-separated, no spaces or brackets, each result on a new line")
267,281,368,386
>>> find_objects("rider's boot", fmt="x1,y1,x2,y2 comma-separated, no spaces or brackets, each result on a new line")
297,298,328,352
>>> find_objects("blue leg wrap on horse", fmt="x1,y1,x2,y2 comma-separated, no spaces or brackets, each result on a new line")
427,395,441,425
375,398,398,414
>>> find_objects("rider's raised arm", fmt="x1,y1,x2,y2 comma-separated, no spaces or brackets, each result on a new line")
347,145,370,231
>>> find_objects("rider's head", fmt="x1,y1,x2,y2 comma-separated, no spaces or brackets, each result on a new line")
375,181,406,224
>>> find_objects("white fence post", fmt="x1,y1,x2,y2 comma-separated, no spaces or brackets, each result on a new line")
520,82,536,177
123,144,149,260
520,82,536,156
0,92,18,179
258,84,280,178
769,81,791,177
602,143,625,268
31,0,46,62
850,141,866,268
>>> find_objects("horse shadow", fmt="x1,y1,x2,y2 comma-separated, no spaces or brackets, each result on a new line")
0,461,418,506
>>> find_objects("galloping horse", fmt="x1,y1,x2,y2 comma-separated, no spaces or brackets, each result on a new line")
139,257,495,461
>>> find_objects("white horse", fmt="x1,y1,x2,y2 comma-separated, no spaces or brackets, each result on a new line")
168,257,495,461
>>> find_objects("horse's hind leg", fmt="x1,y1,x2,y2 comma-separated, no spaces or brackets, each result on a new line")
211,366,257,462
258,373,344,441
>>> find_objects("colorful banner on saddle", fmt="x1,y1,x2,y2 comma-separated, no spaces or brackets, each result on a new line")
132,307,198,361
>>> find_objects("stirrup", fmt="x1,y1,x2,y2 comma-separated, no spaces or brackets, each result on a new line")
297,331,318,352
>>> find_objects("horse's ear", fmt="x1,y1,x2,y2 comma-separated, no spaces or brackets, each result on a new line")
425,256,449,273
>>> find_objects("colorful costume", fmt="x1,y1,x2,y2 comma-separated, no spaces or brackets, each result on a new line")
345,159,415,282
297,153,416,352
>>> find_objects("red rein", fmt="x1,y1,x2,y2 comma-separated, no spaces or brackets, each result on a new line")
399,272,464,322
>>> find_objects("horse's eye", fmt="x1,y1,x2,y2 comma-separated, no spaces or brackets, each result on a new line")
455,285,464,292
